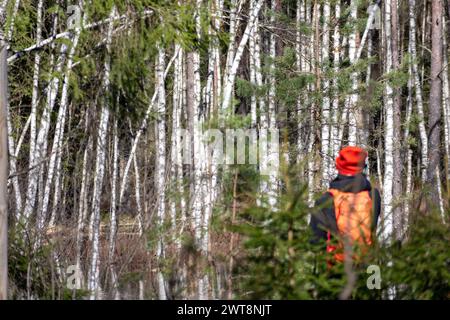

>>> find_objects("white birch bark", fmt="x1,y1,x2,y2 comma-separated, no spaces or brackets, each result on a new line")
88,105,110,299
88,7,115,299
5,0,20,42
7,10,154,64
40,14,83,230
329,0,341,176
0,9,9,300
296,0,305,159
170,44,181,240
22,0,43,223
118,49,179,205
249,0,257,127
222,0,264,115
155,43,167,300
382,0,394,243
22,40,69,223
268,0,277,129
347,0,358,145
355,1,380,62
409,0,428,182
133,152,144,236
5,0,23,219
224,0,243,87
307,0,319,207
108,118,120,299
321,1,331,186
75,123,92,291
404,58,413,238
436,168,445,222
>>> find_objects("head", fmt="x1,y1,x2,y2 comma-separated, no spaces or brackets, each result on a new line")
335,146,368,176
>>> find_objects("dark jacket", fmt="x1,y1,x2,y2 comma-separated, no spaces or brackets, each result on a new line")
309,174,381,245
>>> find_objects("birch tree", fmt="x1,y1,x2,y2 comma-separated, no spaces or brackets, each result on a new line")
382,0,395,243
155,43,167,300
0,4,9,299
88,7,115,299
409,0,428,182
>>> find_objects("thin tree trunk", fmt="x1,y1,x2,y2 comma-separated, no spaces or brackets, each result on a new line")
391,0,403,240
442,15,450,202
383,0,395,243
155,43,167,300
5,0,23,219
109,118,120,299
118,49,179,205
329,0,341,176
41,16,82,230
404,57,413,238
321,1,331,186
0,16,9,300
409,0,428,183
347,0,358,145
222,0,264,116
296,0,305,161
23,38,69,223
88,7,115,299
426,0,443,206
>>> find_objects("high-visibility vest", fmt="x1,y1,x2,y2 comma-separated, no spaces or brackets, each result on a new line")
326,188,373,263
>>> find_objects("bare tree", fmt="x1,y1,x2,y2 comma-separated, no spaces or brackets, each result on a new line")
0,3,9,300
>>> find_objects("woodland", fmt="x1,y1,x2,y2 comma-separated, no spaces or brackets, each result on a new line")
0,0,448,300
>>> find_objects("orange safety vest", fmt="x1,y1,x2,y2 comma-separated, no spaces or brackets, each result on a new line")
326,188,373,263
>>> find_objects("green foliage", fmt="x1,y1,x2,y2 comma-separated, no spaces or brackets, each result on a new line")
380,212,450,299
8,224,58,299
275,48,313,107
234,175,450,299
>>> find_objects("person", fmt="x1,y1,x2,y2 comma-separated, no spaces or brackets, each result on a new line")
310,146,381,263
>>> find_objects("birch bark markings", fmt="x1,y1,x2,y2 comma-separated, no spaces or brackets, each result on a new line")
222,0,263,116
296,0,305,159
170,45,185,247
409,0,428,183
22,0,44,223
442,17,450,190
329,0,340,176
321,1,331,186
5,0,22,219
88,7,115,299
23,36,69,223
347,0,358,145
40,11,83,230
382,0,395,243
108,118,120,299
0,9,9,300
390,0,403,240
155,43,167,300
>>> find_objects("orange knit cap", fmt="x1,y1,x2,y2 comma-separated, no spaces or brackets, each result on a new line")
335,146,368,176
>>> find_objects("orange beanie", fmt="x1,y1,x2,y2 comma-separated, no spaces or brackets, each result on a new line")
335,146,368,176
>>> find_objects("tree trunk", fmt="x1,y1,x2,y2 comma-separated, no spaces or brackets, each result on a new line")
409,0,429,183
426,0,443,208
391,0,403,240
0,16,9,300
321,1,331,187
155,43,167,300
382,0,395,243
88,7,115,299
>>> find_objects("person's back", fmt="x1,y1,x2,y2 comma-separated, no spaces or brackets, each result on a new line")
310,146,381,263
